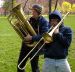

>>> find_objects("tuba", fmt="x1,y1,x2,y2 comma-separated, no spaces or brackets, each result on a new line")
8,4,37,47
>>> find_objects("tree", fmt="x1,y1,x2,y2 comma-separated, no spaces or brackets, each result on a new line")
71,4,75,13
3,1,11,16
66,0,75,4
11,0,16,8
3,0,16,16
62,1,71,13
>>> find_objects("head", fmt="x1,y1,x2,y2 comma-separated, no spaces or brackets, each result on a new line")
49,10,62,27
30,4,43,18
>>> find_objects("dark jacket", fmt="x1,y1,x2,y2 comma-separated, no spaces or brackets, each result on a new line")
29,16,49,41
22,16,49,53
44,10,72,59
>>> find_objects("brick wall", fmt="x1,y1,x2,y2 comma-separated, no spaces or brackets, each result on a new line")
0,7,5,15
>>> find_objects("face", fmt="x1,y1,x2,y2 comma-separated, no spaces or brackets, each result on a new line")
50,19,59,27
31,9,39,18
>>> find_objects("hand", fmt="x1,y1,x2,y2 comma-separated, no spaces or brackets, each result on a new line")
44,41,50,44
54,28,59,34
24,34,32,42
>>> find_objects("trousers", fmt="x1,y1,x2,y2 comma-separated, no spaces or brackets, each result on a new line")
17,42,40,72
42,58,71,72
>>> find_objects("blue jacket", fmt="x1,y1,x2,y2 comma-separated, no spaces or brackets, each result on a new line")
29,16,49,41
44,10,72,59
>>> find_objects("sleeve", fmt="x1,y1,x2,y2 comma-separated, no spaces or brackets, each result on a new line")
32,19,49,41
53,27,72,48
32,34,42,41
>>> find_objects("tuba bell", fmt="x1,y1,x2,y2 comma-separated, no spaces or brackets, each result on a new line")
8,4,37,47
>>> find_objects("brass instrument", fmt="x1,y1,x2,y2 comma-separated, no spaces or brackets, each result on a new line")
8,4,37,47
18,12,70,70
7,3,69,70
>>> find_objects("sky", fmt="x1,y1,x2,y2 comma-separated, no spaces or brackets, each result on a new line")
0,0,4,7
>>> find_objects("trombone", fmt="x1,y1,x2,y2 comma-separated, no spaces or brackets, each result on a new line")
18,12,70,70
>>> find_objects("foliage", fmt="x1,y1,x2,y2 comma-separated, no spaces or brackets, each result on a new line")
71,4,75,12
2,0,17,15
3,1,11,11
62,1,71,13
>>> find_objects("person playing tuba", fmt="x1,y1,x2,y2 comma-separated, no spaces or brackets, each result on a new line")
17,4,49,72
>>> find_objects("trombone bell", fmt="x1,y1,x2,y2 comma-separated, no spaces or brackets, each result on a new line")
43,32,53,43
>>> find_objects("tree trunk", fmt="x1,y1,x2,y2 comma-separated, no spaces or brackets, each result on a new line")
4,9,7,16
12,0,14,8
49,0,52,13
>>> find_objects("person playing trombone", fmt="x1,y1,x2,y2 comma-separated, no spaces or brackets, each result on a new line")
17,4,49,72
42,10,72,72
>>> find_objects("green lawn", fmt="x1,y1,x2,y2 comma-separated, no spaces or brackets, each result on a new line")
0,15,75,72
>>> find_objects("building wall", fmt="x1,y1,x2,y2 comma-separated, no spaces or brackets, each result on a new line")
0,7,5,15
0,0,4,15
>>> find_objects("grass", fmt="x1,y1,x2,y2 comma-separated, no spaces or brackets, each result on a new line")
0,15,75,72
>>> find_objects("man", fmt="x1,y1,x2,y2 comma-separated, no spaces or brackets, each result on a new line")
17,4,49,72
42,10,72,72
